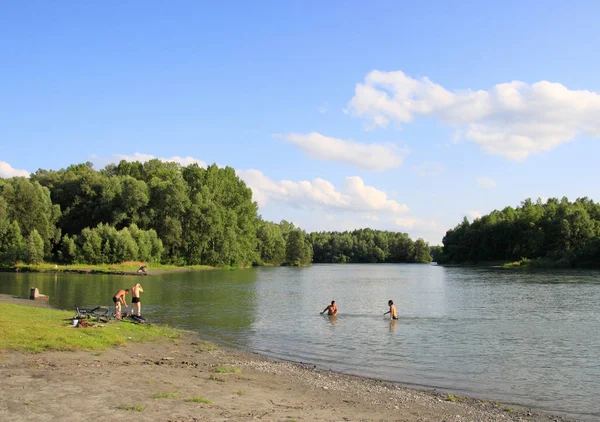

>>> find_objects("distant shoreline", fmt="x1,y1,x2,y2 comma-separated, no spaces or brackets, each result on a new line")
0,263,219,276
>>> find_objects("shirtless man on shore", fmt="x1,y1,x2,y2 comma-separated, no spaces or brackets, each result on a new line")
130,283,144,316
112,288,130,320
384,299,398,320
320,300,338,316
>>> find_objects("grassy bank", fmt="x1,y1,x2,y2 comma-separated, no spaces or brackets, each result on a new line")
2,261,216,275
438,260,510,268
444,258,585,269
0,303,183,353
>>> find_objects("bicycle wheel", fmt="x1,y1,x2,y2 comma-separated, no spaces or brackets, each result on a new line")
74,306,88,319
91,306,109,318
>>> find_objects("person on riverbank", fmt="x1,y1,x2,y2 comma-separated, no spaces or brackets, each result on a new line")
321,300,338,316
130,283,143,317
383,299,398,320
113,288,130,320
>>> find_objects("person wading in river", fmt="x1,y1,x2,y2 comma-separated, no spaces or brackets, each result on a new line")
320,300,338,316
383,299,398,320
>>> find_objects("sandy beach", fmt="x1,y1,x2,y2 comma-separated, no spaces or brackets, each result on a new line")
0,294,573,422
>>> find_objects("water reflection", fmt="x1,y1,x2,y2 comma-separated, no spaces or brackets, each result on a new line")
0,269,260,341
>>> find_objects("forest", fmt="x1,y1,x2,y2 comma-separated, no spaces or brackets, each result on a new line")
0,160,432,267
436,197,600,268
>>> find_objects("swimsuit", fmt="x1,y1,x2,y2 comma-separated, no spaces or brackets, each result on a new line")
112,296,118,303
132,297,140,303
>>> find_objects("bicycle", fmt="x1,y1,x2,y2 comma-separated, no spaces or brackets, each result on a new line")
74,305,111,323
110,310,147,324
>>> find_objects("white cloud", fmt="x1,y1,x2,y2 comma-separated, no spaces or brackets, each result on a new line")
237,169,409,214
413,161,444,177
452,130,463,144
360,213,379,221
476,177,497,189
277,132,409,171
467,210,482,219
394,217,446,244
0,161,30,178
394,217,439,231
348,70,600,160
318,104,328,114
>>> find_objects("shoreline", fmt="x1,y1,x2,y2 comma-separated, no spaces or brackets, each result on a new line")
0,264,220,277
0,294,578,421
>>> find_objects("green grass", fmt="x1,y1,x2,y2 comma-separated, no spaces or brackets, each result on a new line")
215,366,242,374
152,392,178,399
116,404,145,412
445,393,466,402
502,257,531,269
197,341,218,351
9,261,216,274
185,396,212,404
0,303,183,353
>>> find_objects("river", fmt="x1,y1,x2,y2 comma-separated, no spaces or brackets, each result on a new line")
1,264,598,420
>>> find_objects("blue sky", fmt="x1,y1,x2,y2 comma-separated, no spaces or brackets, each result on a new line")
2,0,600,244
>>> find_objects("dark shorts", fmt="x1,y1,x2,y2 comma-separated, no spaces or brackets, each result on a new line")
132,297,140,304
112,297,118,303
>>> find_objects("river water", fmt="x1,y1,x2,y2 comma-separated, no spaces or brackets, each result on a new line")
1,264,598,420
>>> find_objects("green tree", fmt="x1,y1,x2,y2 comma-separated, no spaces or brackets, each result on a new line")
1,220,24,264
412,238,432,263
430,245,444,262
25,229,45,264
113,176,149,227
440,197,600,267
114,227,139,262
59,235,77,264
78,227,103,264
129,224,151,261
256,220,286,264
0,178,59,255
285,230,313,266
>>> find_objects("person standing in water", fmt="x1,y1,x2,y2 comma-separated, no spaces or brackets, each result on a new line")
321,300,338,316
112,288,130,320
384,299,398,320
130,282,144,316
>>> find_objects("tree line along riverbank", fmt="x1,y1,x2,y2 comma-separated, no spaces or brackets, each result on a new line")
0,160,432,269
434,197,600,268
3,159,596,271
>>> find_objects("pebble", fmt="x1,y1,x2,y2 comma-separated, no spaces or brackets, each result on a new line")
239,358,566,422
